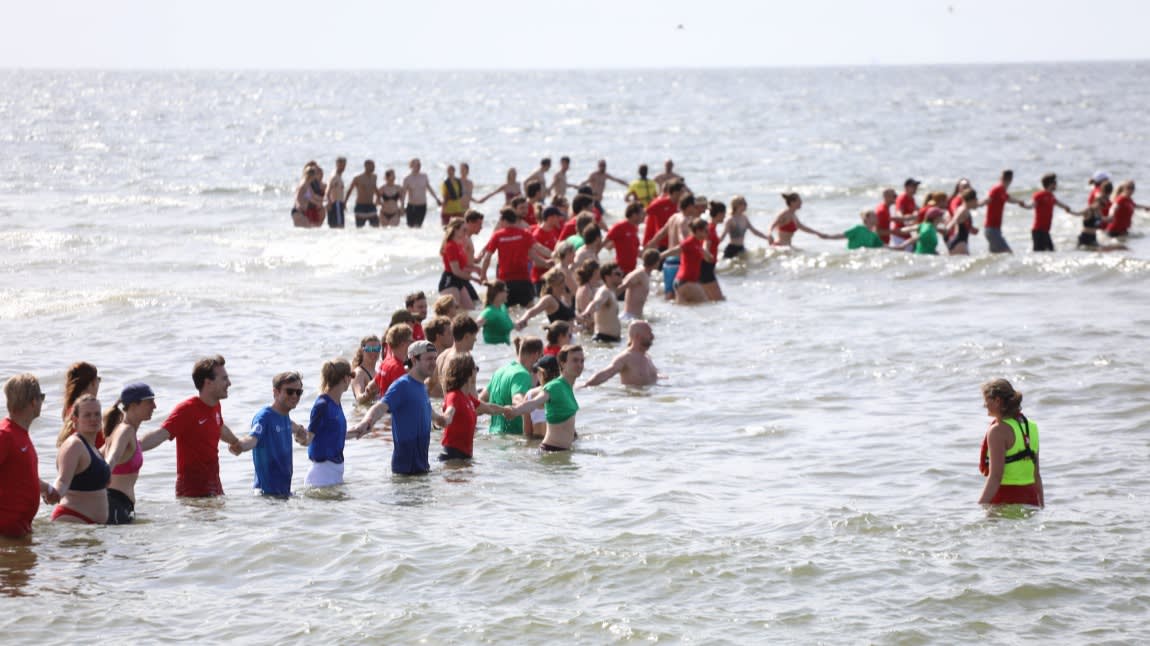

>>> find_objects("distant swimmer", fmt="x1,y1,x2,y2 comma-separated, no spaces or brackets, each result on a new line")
978,379,1043,507
477,281,515,345
231,371,310,497
896,207,945,254
548,156,572,199
1078,181,1126,252
579,159,629,214
767,193,828,246
582,321,660,387
345,160,380,228
944,189,980,255
477,167,522,205
625,164,659,206
458,163,476,212
578,262,625,343
604,201,644,274
821,209,885,249
873,188,898,245
718,195,772,258
701,201,725,301
524,158,551,197
507,345,585,452
619,249,660,320
1106,180,1150,238
293,166,324,228
402,158,441,228
1018,173,1078,252
979,170,1023,254
438,218,482,311
653,159,683,192
350,335,382,405
325,156,346,228
440,164,465,227
377,168,402,226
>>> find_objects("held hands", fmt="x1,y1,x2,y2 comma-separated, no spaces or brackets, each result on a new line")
42,485,61,505
228,441,243,456
292,423,310,446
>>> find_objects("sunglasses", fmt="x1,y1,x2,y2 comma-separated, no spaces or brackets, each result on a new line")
284,388,304,397
363,345,382,353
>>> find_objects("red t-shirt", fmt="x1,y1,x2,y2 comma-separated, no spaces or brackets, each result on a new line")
985,183,1008,229
441,240,468,273
895,192,918,216
915,205,931,224
606,220,640,273
374,354,406,397
1108,195,1134,235
484,227,535,281
642,196,677,247
524,203,538,227
1032,191,1056,232
1088,185,1102,208
558,218,579,240
0,418,40,537
162,397,224,497
706,222,721,257
531,226,561,283
441,391,479,456
675,237,704,282
411,321,425,341
948,194,964,216
875,202,892,243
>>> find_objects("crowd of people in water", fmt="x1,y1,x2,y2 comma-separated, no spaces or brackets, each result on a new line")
6,155,1144,538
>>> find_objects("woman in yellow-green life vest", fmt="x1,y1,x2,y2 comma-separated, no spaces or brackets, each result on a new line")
978,379,1044,507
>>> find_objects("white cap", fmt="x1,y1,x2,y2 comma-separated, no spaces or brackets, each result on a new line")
1092,171,1110,183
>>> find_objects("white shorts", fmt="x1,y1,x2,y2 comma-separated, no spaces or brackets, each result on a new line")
305,461,345,487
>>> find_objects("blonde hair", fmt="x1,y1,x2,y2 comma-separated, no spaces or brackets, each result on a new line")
981,378,1023,418
4,373,41,414
57,393,100,447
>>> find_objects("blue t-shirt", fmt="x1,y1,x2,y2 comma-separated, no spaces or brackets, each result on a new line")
384,374,432,475
307,394,346,464
250,406,294,496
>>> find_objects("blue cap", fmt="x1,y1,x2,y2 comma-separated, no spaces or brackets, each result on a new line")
121,383,155,406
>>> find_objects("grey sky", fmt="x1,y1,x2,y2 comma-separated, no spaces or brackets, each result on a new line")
4,0,1148,69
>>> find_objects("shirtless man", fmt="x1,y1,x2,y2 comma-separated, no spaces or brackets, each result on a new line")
435,314,478,397
620,248,660,320
580,159,628,213
582,321,659,387
345,159,380,228
325,157,347,228
549,156,571,199
402,158,441,228
524,158,551,193
653,159,683,192
459,163,475,212
578,262,624,343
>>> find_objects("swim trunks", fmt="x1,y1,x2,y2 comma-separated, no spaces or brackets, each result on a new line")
1031,230,1054,252
662,256,679,296
406,204,428,228
722,243,745,259
327,200,345,228
984,227,1011,253
592,333,621,344
437,446,472,461
699,260,717,284
507,280,535,308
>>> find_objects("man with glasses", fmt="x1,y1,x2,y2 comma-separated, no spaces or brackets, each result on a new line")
577,262,625,344
1,374,60,539
231,372,309,497
141,355,244,497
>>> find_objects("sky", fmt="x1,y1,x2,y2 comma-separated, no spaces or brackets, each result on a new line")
3,0,1148,69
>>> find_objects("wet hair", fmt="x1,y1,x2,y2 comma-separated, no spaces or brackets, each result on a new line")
63,361,99,421
389,309,416,327
485,280,507,306
642,248,661,269
625,201,644,220
576,260,600,285
571,194,594,214
385,323,413,348
58,393,99,447
638,164,649,179
557,344,584,365
272,371,302,390
352,335,381,370
514,336,544,357
433,294,458,317
336,156,347,163
981,378,1023,418
499,207,518,224
424,316,453,345
599,261,620,279
545,321,572,345
192,355,226,391
321,358,353,391
709,201,727,217
781,192,801,206
405,291,427,309
581,225,601,245
667,180,685,195
525,181,543,199
451,314,479,341
464,209,484,223
1041,173,1058,189
4,373,41,414
443,354,477,394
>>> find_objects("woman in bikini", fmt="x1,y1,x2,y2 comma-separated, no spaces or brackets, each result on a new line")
719,195,772,258
515,268,577,330
768,193,827,246
377,169,403,226
102,383,156,524
52,395,110,524
1078,182,1126,252
477,168,522,205
351,335,382,405
944,189,980,255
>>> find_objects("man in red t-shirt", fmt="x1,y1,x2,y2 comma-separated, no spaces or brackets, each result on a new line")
895,178,920,221
1019,173,1077,252
478,208,553,308
530,206,564,291
605,201,644,273
141,356,242,497
0,374,59,538
979,169,1023,254
405,291,428,341
874,188,898,244
642,180,685,249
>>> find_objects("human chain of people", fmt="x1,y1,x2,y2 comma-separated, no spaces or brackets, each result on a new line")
2,156,1145,538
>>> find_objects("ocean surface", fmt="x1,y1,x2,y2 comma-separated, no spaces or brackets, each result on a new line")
2,64,1150,643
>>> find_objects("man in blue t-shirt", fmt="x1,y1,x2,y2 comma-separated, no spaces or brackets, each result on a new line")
233,371,308,496
383,341,448,475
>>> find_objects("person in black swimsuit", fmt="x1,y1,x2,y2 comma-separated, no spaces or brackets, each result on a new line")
515,268,576,330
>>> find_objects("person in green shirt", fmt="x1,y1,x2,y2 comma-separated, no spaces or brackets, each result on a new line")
477,281,514,345
479,337,544,435
897,207,944,255
821,210,885,249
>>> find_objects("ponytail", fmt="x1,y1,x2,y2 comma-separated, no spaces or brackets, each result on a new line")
102,399,125,442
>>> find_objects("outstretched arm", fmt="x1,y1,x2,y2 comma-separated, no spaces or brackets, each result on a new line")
582,353,626,387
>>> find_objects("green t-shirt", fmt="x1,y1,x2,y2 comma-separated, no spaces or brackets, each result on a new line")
543,377,579,424
566,235,585,250
915,222,938,255
843,225,883,250
480,304,514,345
487,361,532,435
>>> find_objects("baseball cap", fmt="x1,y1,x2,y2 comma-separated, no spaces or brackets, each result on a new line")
407,340,436,360
1092,170,1110,183
532,355,559,373
904,177,921,187
121,383,156,406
